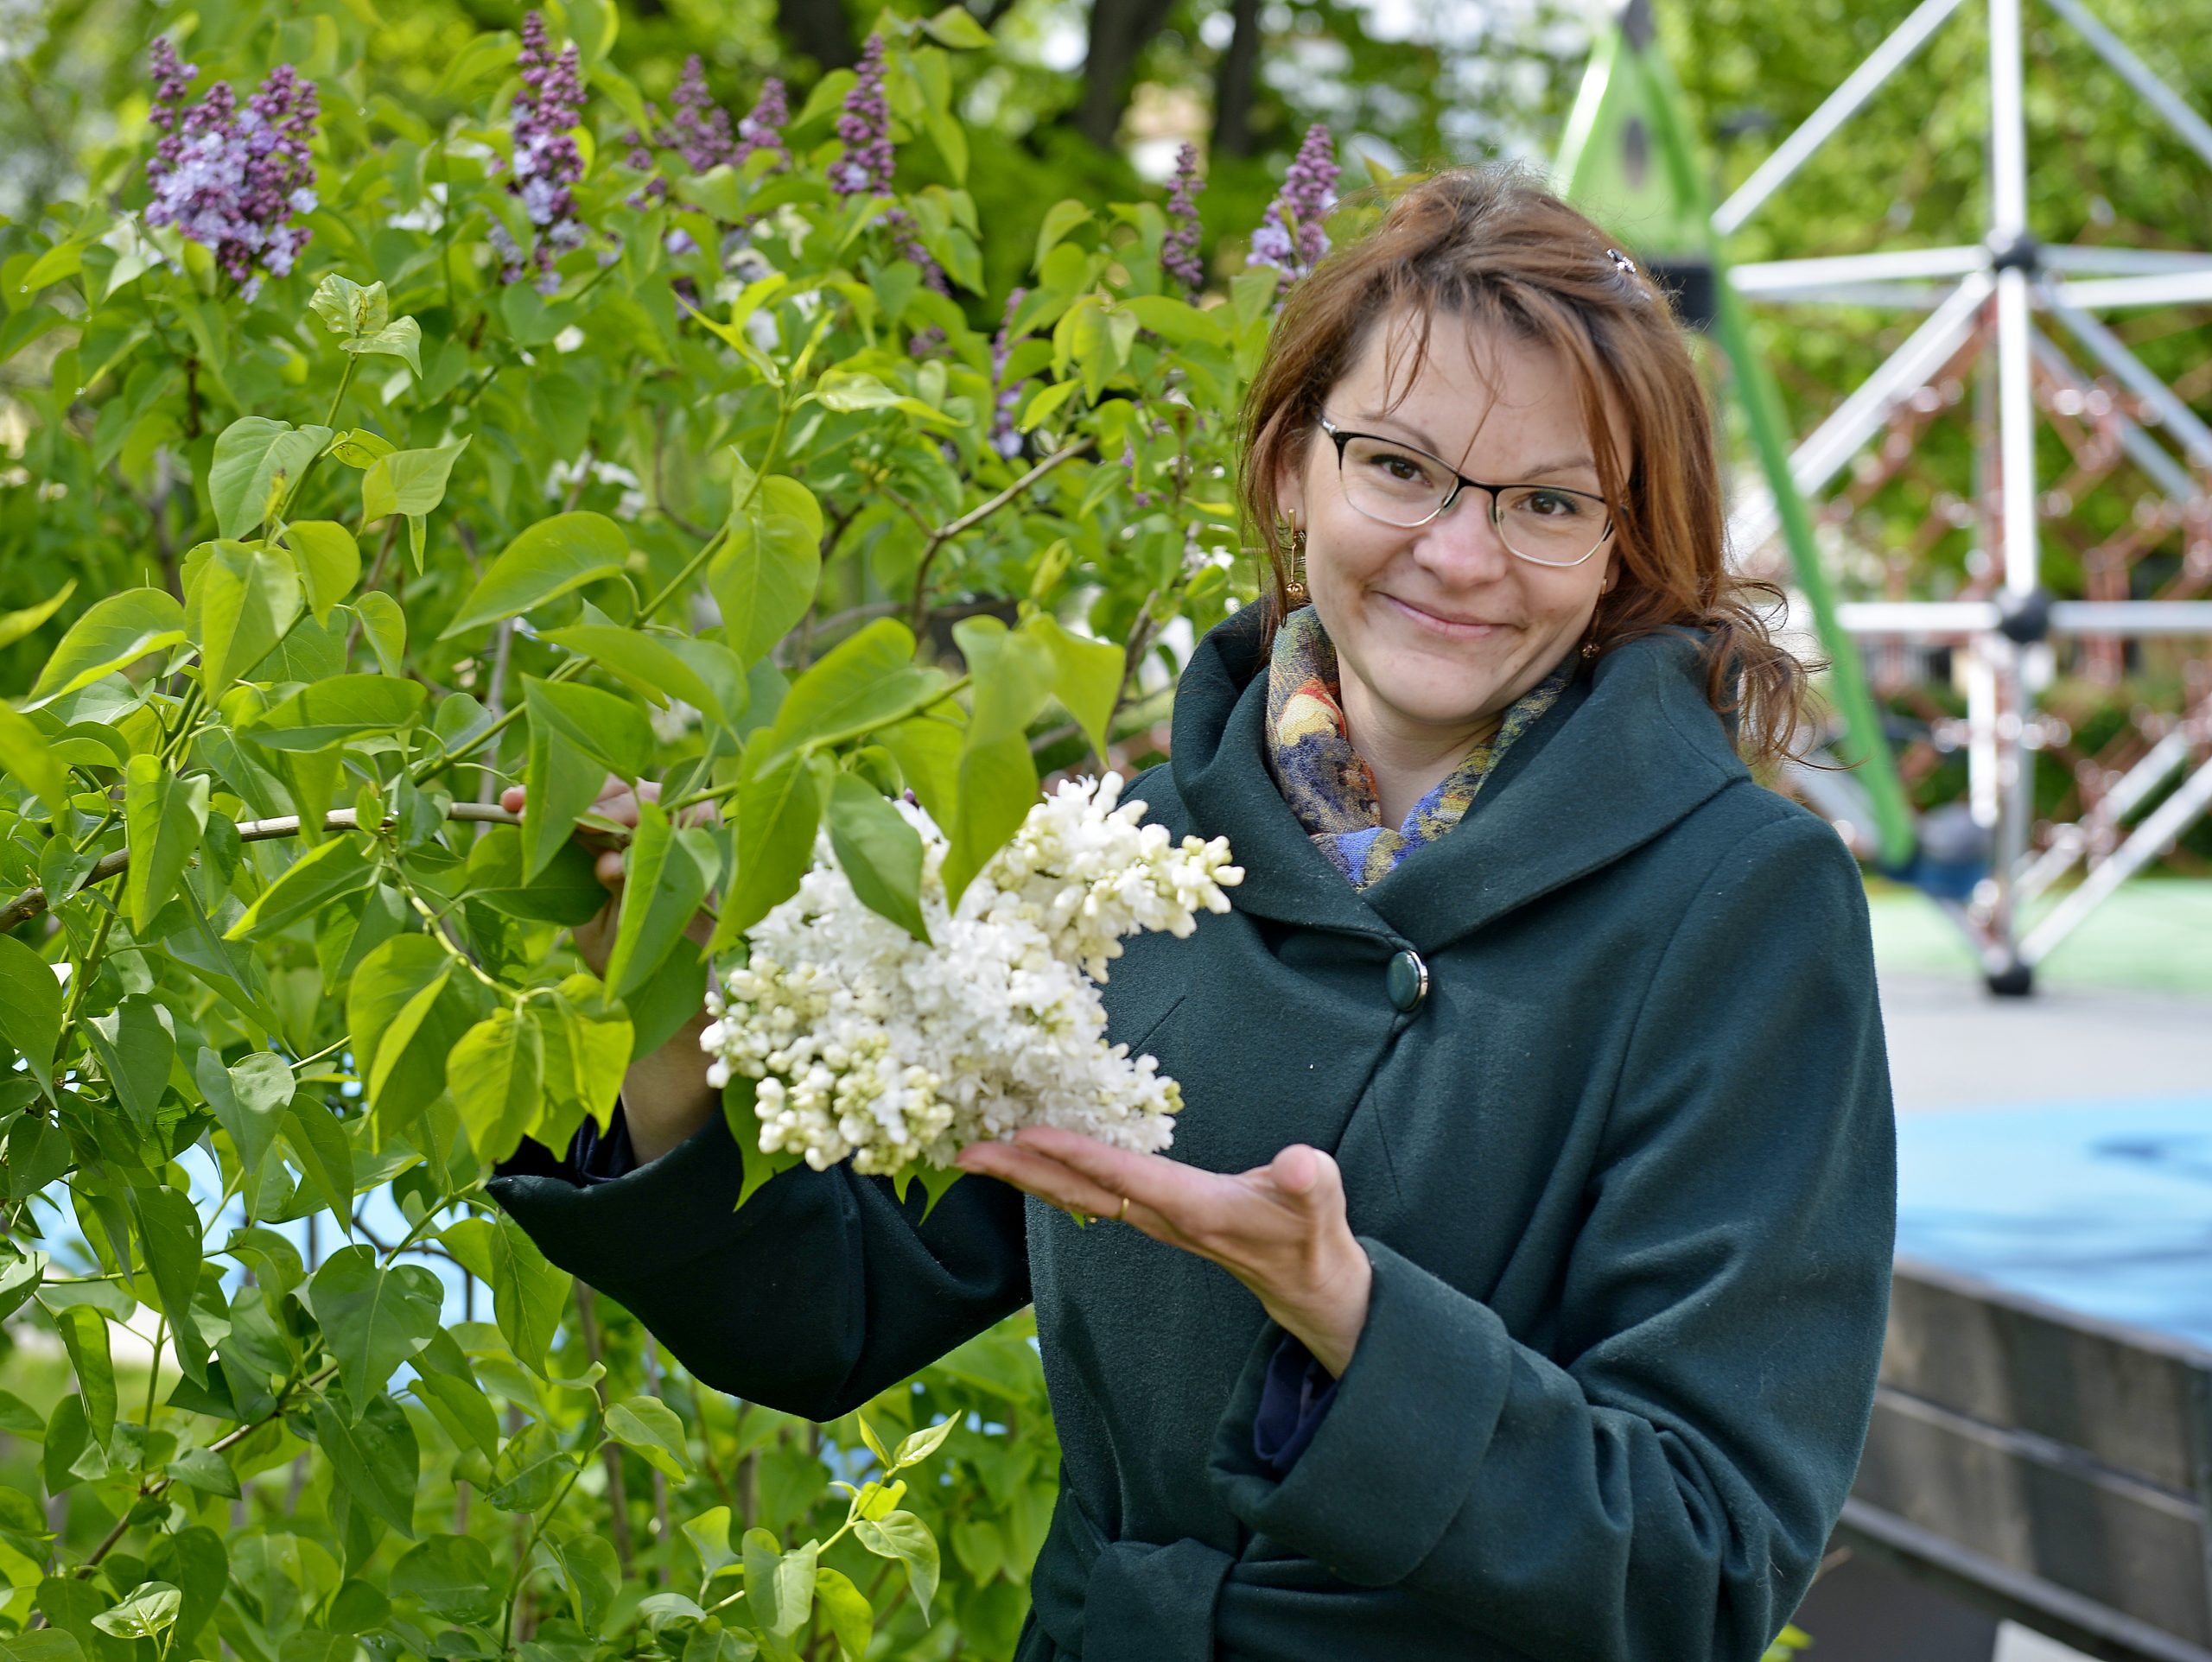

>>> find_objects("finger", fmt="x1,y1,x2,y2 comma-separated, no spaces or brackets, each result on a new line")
499,784,526,814
957,1142,1136,1224
594,848,626,891
1268,1143,1330,1198
1007,1126,1208,1217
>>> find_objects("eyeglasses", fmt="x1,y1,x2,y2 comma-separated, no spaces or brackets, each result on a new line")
1315,413,1617,568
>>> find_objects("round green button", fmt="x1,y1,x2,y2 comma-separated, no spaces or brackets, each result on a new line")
1386,948,1428,1012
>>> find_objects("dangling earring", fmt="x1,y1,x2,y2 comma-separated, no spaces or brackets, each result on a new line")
1580,574,1614,659
1283,523,1309,607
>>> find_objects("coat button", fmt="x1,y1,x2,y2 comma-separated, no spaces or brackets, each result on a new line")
1386,948,1428,1012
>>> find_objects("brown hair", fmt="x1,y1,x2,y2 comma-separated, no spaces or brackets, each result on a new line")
1236,161,1821,773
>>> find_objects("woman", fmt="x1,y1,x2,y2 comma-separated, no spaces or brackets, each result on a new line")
490,164,1897,1662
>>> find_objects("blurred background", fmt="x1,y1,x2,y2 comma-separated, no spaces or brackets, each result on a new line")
4,0,2209,1655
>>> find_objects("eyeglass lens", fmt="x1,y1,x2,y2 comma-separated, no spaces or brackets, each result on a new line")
1338,435,1607,566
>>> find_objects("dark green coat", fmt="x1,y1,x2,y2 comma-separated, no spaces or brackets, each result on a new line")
489,605,1897,1662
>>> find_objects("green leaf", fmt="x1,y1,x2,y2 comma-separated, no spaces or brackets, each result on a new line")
353,592,406,676
827,776,928,943
489,1212,569,1374
920,5,998,48
892,1418,954,1469
605,1396,690,1479
24,588,186,707
195,1049,293,1174
603,801,716,999
1032,199,1092,276
1122,294,1230,347
164,1447,239,1500
146,1527,226,1643
852,1512,938,1622
343,318,424,377
391,1534,499,1623
309,1394,418,1537
944,734,1034,910
1029,614,1125,760
462,825,608,925
210,419,334,540
448,1006,545,1165
124,754,210,932
520,676,652,880
544,1527,620,1630
225,835,376,940
758,618,929,771
721,1078,802,1211
682,1507,737,1577
485,1421,572,1512
710,478,823,665
812,1566,873,1662
409,1329,500,1456
0,579,75,651
362,435,471,522
0,933,61,1097
537,979,630,1134
310,274,391,337
742,1530,817,1639
84,996,174,1136
246,675,427,752
0,1242,47,1323
305,1246,442,1410
190,542,303,694
280,522,361,624
91,1583,181,1640
327,428,396,469
129,1184,210,1382
954,616,1056,747
1018,379,1080,434
0,703,68,817
283,1096,355,1220
540,625,737,726
53,1306,116,1449
441,512,630,639
707,746,823,953
878,714,963,828
346,934,484,1113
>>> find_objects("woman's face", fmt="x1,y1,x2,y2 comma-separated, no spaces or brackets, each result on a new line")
1275,307,1624,752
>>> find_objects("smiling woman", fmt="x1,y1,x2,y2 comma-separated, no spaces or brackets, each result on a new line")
489,162,1897,1662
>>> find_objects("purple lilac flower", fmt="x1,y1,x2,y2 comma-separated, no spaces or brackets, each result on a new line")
831,32,950,352
502,12,590,295
1160,141,1205,295
733,77,791,170
988,287,1030,460
144,43,321,300
668,55,736,171
1124,439,1156,509
1248,123,1338,282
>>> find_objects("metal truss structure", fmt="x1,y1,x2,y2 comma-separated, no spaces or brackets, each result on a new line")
1706,0,2212,994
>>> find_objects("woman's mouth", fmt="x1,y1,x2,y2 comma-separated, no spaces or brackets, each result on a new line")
1377,592,1509,638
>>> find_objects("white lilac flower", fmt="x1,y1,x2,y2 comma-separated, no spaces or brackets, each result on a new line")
702,775,1243,1177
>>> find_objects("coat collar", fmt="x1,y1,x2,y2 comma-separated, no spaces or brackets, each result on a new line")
1169,605,1751,953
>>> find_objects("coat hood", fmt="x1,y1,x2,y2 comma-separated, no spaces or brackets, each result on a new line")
1166,604,1754,952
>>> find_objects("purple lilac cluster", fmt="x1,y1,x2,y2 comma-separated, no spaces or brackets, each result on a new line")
733,78,791,170
666,55,736,170
988,288,1030,460
1248,123,1338,282
143,39,321,300
1160,142,1205,295
833,33,951,352
496,12,590,295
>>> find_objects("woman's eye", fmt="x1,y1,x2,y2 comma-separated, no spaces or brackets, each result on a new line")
1369,454,1427,482
1519,490,1586,518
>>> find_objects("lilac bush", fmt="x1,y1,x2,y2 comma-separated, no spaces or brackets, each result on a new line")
988,285,1030,460
143,39,320,299
834,31,950,354
494,11,589,294
1248,122,1338,283
1161,142,1205,295
733,76,792,171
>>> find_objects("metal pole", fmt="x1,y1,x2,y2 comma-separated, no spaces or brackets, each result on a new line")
2039,0,2212,174
1712,0,1970,236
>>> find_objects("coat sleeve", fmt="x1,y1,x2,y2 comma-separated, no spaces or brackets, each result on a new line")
1207,814,1897,1661
486,1109,1033,1422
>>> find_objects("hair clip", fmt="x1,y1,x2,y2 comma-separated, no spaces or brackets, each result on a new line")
1605,247,1638,277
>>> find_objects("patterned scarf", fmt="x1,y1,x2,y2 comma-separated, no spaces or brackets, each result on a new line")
1262,606,1573,890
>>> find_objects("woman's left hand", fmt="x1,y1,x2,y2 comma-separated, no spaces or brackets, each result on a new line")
954,1127,1374,1378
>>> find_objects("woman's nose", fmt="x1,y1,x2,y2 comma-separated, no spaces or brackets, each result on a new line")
1412,489,1517,582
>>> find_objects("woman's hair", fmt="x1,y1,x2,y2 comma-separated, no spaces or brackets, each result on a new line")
1235,161,1821,772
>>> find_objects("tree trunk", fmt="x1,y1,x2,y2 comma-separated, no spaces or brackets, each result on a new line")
1076,0,1180,150
777,0,857,72
1210,0,1265,159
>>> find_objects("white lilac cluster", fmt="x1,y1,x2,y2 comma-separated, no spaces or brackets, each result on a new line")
700,774,1243,1177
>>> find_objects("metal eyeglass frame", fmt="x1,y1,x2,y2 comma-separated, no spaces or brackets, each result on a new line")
1314,413,1618,568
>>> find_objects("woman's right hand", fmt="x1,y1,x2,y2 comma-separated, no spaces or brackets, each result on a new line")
499,773,721,1166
